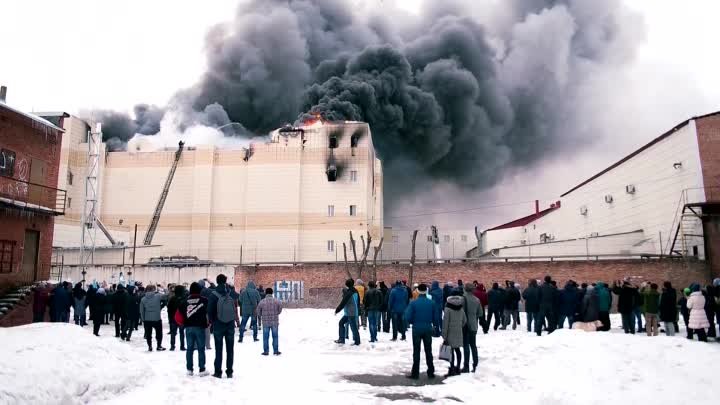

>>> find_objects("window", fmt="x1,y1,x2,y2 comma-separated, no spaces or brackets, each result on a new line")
350,170,358,182
427,235,433,242
327,240,335,252
444,235,450,243
67,170,74,186
461,235,468,242
327,205,335,217
349,205,357,216
0,240,15,274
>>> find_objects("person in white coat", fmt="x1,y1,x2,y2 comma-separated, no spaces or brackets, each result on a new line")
686,284,709,342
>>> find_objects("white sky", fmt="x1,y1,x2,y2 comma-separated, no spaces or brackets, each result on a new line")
1,0,719,227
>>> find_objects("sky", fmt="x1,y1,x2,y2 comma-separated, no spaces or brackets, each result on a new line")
1,0,719,229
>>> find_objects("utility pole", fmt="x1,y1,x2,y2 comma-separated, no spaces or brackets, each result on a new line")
130,224,137,277
79,123,101,285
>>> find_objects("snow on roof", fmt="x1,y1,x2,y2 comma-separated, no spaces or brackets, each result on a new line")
485,204,561,232
0,101,64,132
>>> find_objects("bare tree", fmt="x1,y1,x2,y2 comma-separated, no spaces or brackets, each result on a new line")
372,237,384,282
342,242,352,280
349,231,358,267
409,230,418,286
358,231,372,279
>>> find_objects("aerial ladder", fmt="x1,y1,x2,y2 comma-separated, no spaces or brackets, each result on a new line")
431,225,442,262
143,141,184,245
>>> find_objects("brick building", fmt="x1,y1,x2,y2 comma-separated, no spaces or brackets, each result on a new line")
0,89,66,291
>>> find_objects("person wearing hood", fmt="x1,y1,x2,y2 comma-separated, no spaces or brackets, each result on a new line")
580,285,600,323
523,279,541,333
428,281,444,337
462,283,483,373
679,287,691,338
89,287,106,336
595,282,612,331
168,284,187,351
72,283,87,326
686,284,709,341
659,282,678,337
364,281,383,343
355,279,367,330
379,281,390,333
50,281,72,323
442,295,466,377
122,285,141,341
176,282,209,376
208,274,239,378
487,283,505,331
442,282,454,308
388,281,409,341
403,283,437,380
558,281,579,329
239,281,261,343
113,285,128,338
335,279,361,345
140,284,168,351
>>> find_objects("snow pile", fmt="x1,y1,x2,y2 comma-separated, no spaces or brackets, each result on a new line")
0,323,148,405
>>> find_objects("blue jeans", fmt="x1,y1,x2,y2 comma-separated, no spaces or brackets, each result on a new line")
433,307,442,337
621,313,636,334
391,312,406,340
633,308,644,330
338,315,360,344
239,314,258,341
557,314,574,329
213,322,235,375
263,325,279,354
367,310,380,342
185,327,206,371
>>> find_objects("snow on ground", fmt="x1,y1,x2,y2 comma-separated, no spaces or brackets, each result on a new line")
0,323,146,405
2,310,719,405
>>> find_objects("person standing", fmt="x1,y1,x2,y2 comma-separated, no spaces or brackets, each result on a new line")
403,283,437,380
122,285,140,341
379,281,390,333
523,279,540,333
679,287,691,338
208,274,239,378
32,283,51,323
50,281,72,323
428,281,444,337
502,282,521,330
168,285,187,351
355,279,367,330
140,284,167,351
536,276,556,336
474,283,489,333
642,283,660,336
558,281,579,329
612,280,637,334
238,281,261,343
364,281,383,343
199,280,213,350
112,285,127,338
659,282,678,336
89,287,106,336
442,295,466,377
686,284,709,341
487,283,504,331
72,283,87,326
595,282,612,331
257,287,283,356
335,279,361,345
388,281,408,341
176,282,209,376
462,284,482,373
580,285,600,323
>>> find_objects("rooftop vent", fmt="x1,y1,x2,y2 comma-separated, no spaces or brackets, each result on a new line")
626,184,636,194
580,206,588,215
604,195,614,204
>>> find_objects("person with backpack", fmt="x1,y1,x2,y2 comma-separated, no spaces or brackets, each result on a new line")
175,282,209,376
257,287,283,356
140,284,168,352
238,281,261,343
207,274,239,378
168,285,187,351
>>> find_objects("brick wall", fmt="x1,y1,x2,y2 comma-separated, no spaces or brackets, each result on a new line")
234,259,712,307
695,114,720,278
0,106,63,291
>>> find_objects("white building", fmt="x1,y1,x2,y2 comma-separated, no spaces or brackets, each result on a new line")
474,111,720,262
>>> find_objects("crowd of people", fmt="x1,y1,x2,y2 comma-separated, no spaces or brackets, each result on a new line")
334,276,720,380
31,275,283,378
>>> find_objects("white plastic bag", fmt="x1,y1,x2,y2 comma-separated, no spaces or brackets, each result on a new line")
439,344,452,362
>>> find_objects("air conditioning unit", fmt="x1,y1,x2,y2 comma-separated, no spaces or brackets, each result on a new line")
590,232,599,237
580,206,588,216
626,184,636,194
540,233,554,243
604,195,614,204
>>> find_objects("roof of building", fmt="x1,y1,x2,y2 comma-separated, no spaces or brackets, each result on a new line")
561,110,720,197
33,111,70,118
484,204,560,232
0,102,64,132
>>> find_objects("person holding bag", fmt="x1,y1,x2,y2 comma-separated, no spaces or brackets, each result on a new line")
442,294,466,377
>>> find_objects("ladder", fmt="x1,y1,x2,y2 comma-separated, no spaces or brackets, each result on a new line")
144,141,184,245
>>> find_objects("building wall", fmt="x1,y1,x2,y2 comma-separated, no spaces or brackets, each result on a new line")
0,106,63,288
481,120,709,258
383,228,477,261
234,259,711,307
695,114,720,197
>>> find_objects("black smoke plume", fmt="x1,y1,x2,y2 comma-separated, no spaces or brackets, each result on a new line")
94,0,642,209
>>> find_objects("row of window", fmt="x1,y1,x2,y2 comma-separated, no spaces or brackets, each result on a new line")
426,235,468,242
326,235,471,252
328,205,357,217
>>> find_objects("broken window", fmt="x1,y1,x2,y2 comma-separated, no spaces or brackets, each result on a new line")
350,170,358,182
351,134,359,148
349,205,357,216
328,205,335,217
329,135,338,149
326,164,337,182
327,240,335,252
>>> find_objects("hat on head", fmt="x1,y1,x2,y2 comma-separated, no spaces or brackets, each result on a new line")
464,283,474,293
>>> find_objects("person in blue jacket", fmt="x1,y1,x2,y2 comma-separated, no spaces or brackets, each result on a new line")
404,283,438,379
334,279,360,345
388,281,409,341
428,281,444,337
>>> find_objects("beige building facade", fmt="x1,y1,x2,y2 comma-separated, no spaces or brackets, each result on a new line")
51,119,383,265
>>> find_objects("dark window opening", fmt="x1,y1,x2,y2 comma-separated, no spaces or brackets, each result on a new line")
693,245,699,257
329,136,338,149
0,240,16,274
351,134,359,148
326,165,337,182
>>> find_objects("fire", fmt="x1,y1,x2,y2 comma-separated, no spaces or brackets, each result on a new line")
303,112,324,127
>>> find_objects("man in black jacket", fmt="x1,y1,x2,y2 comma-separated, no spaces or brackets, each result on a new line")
168,285,187,351
522,279,540,333
379,281,390,333
122,285,141,341
487,283,505,331
502,282,521,330
113,285,127,338
536,276,557,336
612,280,636,334
364,281,383,343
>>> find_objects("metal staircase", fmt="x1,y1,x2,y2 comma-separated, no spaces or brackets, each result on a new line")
144,141,184,245
666,187,718,257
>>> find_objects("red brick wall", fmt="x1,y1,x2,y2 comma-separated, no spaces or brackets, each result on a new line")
235,259,711,307
0,106,62,290
695,115,720,278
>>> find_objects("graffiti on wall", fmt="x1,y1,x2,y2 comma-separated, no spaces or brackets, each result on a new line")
0,148,15,177
273,280,304,303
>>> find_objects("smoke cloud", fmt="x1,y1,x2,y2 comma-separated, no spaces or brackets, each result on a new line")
93,0,644,211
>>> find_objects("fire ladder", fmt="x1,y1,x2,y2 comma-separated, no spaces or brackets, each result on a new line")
666,189,707,257
143,141,184,245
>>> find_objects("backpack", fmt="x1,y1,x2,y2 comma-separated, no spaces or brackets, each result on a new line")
213,291,236,323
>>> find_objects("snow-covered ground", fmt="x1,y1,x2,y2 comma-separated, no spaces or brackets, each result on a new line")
2,310,719,405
